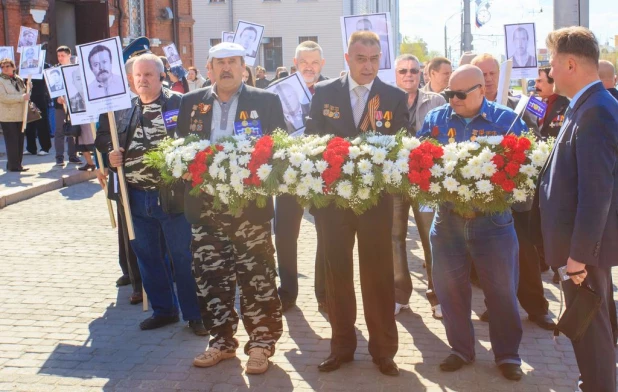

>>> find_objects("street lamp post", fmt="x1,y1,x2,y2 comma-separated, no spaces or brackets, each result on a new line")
444,10,462,59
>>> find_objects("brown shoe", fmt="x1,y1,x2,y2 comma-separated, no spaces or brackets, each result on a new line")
245,347,271,374
129,292,143,305
193,347,236,368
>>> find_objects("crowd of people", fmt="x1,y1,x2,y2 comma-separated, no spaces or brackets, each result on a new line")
0,24,616,391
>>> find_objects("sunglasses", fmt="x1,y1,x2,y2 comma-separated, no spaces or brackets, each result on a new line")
443,84,482,100
397,68,420,75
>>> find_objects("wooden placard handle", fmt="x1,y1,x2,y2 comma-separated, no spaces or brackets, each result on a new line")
90,122,116,229
20,76,31,133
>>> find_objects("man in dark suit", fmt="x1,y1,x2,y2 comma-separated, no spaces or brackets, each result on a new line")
535,66,570,140
305,31,408,377
177,42,286,375
274,40,328,312
531,27,618,392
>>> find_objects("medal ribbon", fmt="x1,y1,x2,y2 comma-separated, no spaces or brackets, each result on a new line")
239,111,248,121
360,95,380,132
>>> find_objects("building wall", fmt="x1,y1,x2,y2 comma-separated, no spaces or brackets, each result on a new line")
192,0,347,79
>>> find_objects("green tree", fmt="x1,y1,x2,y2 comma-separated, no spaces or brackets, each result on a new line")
400,36,429,63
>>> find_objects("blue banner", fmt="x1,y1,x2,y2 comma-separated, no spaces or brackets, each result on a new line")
525,96,547,118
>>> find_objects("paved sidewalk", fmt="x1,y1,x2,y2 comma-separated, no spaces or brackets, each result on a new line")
0,181,616,391
0,136,96,208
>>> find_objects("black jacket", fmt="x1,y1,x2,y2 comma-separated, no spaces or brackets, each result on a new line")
95,88,184,211
305,75,409,137
538,95,569,139
177,83,287,225
506,96,541,138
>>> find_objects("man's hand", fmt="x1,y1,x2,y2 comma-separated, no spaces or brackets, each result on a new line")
566,257,587,284
57,96,65,105
109,148,125,168
182,172,192,181
22,93,30,101
96,168,108,189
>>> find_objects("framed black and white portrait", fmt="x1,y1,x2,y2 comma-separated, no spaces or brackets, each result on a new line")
0,46,14,62
505,23,537,69
61,64,88,114
44,67,66,98
18,45,43,78
341,13,394,71
17,26,38,54
233,21,265,67
163,43,182,67
266,73,312,137
77,37,127,102
222,32,235,43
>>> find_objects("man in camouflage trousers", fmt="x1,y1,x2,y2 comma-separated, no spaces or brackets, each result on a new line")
177,43,287,374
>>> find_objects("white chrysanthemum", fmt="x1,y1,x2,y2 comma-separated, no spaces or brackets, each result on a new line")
213,152,228,164
351,137,362,145
442,176,460,192
216,184,230,193
257,164,272,180
238,154,251,166
348,146,361,159
273,150,286,160
397,148,410,159
537,142,551,155
442,144,459,161
336,180,353,199
296,182,310,197
430,164,443,177
196,140,211,150
481,162,497,177
357,159,372,174
477,147,494,163
278,184,289,193
477,135,503,146
469,164,483,179
289,152,306,167
219,192,229,204
300,160,315,174
283,167,298,185
217,169,227,181
362,173,375,186
342,161,355,175
372,147,388,164
205,184,215,195
311,146,326,156
460,165,474,179
457,148,471,160
475,179,493,194
530,150,547,167
221,142,235,152
526,179,535,188
382,172,392,184
181,149,197,162
395,158,409,173
230,173,241,185
457,185,473,201
429,182,441,194
239,168,251,179
391,170,403,184
361,145,374,155
443,161,456,175
172,138,185,146
357,187,371,200
310,176,324,193
519,164,538,177
314,159,328,174
172,165,183,178
383,160,394,171
209,164,219,178
402,137,421,150
513,188,527,202
232,183,244,195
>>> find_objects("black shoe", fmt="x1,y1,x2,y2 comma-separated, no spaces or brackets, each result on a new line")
78,163,96,171
55,159,64,166
116,274,131,287
68,157,82,164
372,357,399,376
280,299,296,313
139,315,179,330
188,320,208,336
318,353,354,372
9,167,29,172
479,309,489,322
499,363,523,381
528,314,556,330
552,270,560,284
439,354,466,372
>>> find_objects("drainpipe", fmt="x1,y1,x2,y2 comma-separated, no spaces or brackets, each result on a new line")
116,0,123,43
172,1,179,47
228,0,233,32
2,0,9,46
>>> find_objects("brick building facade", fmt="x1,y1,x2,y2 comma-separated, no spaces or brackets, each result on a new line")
0,0,194,66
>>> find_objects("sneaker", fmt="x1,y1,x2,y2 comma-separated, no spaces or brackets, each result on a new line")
68,157,82,164
37,150,49,156
55,159,65,166
245,347,271,374
394,303,409,316
193,347,236,368
23,150,33,155
432,304,443,319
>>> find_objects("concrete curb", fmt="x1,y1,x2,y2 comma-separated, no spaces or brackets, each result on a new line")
0,170,97,209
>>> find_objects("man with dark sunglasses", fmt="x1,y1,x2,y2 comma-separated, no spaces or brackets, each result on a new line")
392,54,445,319
417,65,527,381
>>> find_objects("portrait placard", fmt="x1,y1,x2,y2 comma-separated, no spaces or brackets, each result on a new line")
44,67,66,98
504,23,538,79
18,45,43,78
0,46,14,62
222,32,235,43
341,13,395,84
163,43,182,68
232,21,265,67
29,50,46,80
17,26,38,53
60,64,99,125
266,73,312,137
76,36,131,115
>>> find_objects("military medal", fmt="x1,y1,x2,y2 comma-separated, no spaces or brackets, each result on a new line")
375,111,383,127
323,104,329,116
470,130,478,142
383,111,392,128
198,103,211,114
448,128,456,143
250,110,258,119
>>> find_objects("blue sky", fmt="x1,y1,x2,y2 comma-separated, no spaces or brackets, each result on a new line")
400,0,618,60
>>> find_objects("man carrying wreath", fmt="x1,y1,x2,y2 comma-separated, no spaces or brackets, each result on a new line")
177,42,287,375
417,65,527,381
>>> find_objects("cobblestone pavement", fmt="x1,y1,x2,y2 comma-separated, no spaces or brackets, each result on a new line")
0,181,616,391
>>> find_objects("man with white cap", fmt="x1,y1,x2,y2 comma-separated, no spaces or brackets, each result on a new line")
177,42,286,375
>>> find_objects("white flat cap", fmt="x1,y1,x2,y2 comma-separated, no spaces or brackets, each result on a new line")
208,42,245,60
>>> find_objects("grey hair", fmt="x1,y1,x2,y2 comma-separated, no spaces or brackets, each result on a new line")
125,57,137,75
395,54,420,66
295,41,323,60
133,53,165,74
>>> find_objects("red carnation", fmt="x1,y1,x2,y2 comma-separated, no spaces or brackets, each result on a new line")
501,135,518,150
504,162,520,177
420,155,434,169
501,179,515,192
517,137,532,151
511,151,527,164
491,171,507,185
491,155,505,169
408,170,421,183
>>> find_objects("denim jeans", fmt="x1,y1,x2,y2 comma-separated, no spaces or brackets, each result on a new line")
430,206,522,365
128,187,201,321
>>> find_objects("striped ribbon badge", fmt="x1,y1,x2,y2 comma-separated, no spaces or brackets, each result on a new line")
360,94,380,132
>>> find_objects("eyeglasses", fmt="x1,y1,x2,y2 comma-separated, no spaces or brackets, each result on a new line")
443,84,482,100
1,65,12,69
396,68,420,75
